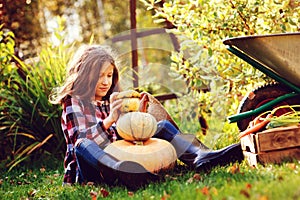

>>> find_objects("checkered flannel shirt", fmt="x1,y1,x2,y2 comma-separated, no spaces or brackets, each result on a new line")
61,95,117,185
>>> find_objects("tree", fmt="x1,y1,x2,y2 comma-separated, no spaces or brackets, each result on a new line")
1,0,44,58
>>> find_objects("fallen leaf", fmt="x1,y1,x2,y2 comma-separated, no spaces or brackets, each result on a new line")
229,164,240,174
90,190,98,200
40,167,46,173
87,182,94,186
28,189,37,197
240,189,250,198
193,173,201,181
201,186,209,196
128,191,134,197
186,177,193,184
246,183,252,190
100,187,109,197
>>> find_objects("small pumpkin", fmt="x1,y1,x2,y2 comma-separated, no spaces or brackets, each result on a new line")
120,98,140,113
116,112,157,141
116,90,141,113
104,138,177,173
116,90,141,99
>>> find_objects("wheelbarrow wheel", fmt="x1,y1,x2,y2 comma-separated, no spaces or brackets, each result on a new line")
237,82,300,131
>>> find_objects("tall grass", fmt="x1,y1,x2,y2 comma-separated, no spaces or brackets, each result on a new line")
0,22,72,171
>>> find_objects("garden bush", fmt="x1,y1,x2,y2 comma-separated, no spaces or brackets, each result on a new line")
0,20,71,170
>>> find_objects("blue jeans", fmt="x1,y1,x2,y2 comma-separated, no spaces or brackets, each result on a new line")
75,120,178,183
154,120,180,141
75,139,108,184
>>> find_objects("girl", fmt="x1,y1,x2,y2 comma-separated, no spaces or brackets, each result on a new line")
50,44,243,189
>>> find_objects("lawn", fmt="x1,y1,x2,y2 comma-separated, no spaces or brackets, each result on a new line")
1,155,300,200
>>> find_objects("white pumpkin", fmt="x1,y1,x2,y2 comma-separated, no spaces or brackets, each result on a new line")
116,112,157,141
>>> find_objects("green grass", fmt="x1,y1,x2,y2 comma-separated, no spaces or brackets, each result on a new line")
1,156,300,200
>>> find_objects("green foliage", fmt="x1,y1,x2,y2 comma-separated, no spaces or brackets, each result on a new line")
0,25,16,165
0,20,72,171
141,0,300,135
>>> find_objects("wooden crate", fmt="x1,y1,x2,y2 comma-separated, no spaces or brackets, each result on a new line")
241,126,300,166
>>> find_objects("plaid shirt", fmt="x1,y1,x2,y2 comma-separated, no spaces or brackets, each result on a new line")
61,95,117,185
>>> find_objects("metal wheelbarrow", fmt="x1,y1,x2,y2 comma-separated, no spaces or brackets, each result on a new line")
223,32,300,131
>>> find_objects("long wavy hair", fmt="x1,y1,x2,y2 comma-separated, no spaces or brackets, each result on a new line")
49,45,120,104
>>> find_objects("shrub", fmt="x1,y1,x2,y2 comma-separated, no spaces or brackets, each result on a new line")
0,21,72,170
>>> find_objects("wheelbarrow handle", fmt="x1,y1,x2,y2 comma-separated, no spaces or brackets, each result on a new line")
227,92,299,123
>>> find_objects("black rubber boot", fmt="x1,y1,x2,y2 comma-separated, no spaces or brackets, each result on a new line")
75,139,159,190
154,120,244,171
170,134,244,171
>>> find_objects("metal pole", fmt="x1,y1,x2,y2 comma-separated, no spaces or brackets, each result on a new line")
96,0,107,38
130,0,138,88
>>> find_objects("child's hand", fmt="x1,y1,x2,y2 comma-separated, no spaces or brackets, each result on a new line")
103,92,122,129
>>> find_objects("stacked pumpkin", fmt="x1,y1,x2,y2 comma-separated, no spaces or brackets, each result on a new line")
104,90,177,173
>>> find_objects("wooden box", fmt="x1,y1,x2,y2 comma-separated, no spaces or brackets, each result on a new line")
240,126,300,167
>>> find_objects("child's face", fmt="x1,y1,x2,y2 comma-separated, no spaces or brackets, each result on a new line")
95,62,114,101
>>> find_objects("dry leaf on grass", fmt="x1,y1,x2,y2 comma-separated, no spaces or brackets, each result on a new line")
90,190,98,200
100,187,109,197
201,186,209,196
240,189,250,198
128,191,134,197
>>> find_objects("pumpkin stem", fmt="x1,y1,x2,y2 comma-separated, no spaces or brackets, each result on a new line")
134,141,144,146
